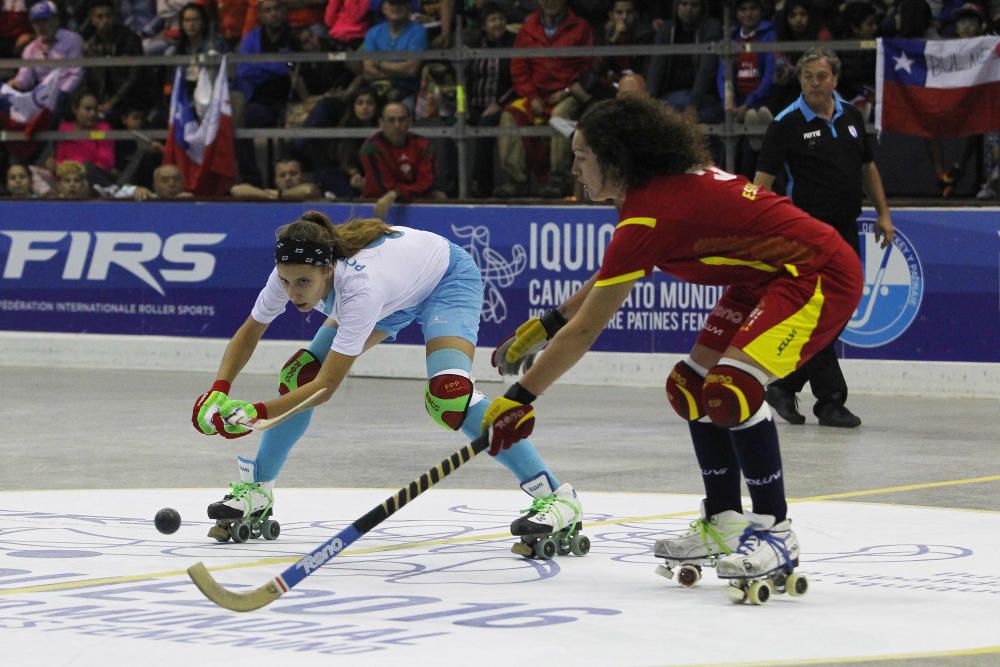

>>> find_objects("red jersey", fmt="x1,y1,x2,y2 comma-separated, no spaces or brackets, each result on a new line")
595,167,846,289
360,131,436,200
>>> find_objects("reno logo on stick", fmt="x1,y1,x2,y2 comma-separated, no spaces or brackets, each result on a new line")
841,220,923,348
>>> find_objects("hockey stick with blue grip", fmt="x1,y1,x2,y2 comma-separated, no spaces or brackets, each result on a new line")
187,434,490,612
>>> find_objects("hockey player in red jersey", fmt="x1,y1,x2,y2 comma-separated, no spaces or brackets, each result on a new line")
484,96,863,603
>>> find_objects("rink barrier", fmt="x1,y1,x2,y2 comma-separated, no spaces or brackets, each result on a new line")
0,202,998,398
0,331,996,398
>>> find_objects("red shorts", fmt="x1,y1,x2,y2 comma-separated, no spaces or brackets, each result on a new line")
694,243,863,378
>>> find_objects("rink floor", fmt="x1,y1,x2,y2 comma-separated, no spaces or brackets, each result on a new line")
2,368,999,666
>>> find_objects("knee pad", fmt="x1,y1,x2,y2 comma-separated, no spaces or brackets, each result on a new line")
425,371,474,431
278,349,321,395
665,360,705,421
702,364,765,428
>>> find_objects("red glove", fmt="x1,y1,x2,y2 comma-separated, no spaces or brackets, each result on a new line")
192,380,231,435
481,383,537,456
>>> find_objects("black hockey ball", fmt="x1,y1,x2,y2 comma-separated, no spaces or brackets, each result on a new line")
154,507,181,534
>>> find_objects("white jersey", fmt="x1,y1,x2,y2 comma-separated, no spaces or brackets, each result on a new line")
251,227,451,356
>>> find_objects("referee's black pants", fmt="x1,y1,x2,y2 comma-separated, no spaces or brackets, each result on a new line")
771,221,861,414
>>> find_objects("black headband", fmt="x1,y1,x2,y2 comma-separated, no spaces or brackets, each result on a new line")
275,238,334,266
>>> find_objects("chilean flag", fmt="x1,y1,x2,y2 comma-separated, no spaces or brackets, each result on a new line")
0,69,60,158
163,57,236,197
876,36,1000,137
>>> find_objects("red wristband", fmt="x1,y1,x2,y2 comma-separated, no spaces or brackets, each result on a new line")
211,380,232,394
253,402,268,419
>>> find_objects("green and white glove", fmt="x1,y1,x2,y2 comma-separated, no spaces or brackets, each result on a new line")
191,380,231,435
211,398,268,439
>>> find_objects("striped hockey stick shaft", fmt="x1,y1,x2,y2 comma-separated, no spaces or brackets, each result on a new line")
188,434,490,611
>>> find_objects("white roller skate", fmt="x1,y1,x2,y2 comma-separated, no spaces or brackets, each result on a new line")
654,500,748,587
510,473,588,560
206,457,280,543
716,513,808,605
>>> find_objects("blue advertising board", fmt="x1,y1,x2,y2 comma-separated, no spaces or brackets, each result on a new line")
0,202,997,362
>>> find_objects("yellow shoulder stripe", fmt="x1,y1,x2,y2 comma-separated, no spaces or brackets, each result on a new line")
617,217,657,229
595,269,646,287
699,257,779,272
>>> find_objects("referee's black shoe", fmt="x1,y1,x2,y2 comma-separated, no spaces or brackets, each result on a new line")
765,385,806,425
815,402,861,428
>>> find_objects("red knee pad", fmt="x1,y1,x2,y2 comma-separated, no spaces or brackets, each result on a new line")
665,361,705,421
425,373,474,431
279,349,321,395
702,364,765,428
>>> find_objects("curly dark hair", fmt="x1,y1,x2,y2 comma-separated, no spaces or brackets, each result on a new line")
576,97,711,190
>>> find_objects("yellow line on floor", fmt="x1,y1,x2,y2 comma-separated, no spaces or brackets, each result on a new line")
672,643,1000,666
792,473,1000,503
1,473,998,597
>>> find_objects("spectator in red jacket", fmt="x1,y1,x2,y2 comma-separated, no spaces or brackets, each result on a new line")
360,101,445,218
323,0,368,48
496,0,594,198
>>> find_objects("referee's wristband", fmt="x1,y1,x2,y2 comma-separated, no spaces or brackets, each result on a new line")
504,382,538,405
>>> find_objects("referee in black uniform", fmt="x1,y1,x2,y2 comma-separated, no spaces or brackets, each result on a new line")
753,47,894,428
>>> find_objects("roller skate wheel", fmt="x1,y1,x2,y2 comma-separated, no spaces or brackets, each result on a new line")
511,541,534,557
535,537,557,560
786,572,808,597
655,564,675,580
569,533,590,556
261,519,281,541
207,524,230,543
748,580,771,605
726,584,748,604
230,521,251,543
676,564,702,588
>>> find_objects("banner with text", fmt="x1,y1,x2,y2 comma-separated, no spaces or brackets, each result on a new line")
0,202,997,362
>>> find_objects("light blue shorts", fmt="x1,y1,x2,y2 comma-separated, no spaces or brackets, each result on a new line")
374,242,483,345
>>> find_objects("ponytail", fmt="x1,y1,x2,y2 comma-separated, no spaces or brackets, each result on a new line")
275,211,396,261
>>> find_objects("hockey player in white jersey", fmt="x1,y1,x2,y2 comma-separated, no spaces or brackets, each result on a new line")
191,211,585,556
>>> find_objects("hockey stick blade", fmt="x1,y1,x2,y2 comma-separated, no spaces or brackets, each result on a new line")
187,434,491,612
236,387,329,432
187,562,283,612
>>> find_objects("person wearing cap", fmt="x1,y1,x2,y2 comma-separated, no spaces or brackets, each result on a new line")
361,0,427,109
8,1,83,97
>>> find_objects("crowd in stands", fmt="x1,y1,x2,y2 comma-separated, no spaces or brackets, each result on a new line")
1,0,998,201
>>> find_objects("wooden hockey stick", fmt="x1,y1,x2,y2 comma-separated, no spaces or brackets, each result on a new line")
188,434,490,612
234,387,329,433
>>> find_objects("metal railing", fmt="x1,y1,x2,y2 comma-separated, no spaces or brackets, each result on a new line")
0,15,876,198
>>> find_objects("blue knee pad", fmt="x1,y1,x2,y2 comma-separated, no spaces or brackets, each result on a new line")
254,325,337,482
426,348,558,487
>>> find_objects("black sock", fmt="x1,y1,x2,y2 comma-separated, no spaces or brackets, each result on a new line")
689,420,743,516
729,417,787,522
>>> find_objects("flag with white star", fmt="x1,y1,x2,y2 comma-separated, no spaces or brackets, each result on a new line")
876,36,1000,137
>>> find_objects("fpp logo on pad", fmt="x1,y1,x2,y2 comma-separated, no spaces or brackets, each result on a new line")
841,221,923,349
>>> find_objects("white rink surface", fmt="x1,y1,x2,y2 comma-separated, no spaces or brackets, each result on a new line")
2,488,999,667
